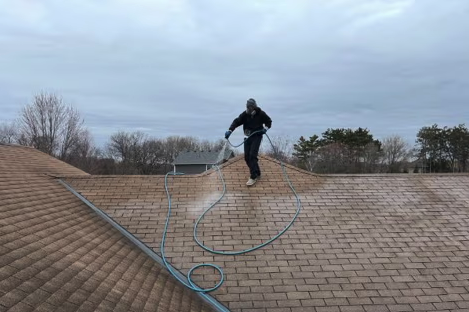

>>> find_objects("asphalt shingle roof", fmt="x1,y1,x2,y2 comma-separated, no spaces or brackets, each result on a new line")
0,143,87,176
0,145,217,312
64,155,469,312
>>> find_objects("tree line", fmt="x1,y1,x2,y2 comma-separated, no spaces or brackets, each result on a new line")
291,124,469,173
1,92,468,174
0,92,226,174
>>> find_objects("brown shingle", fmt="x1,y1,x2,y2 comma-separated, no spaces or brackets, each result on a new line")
64,154,469,312
0,144,88,176
4,144,469,311
0,145,218,312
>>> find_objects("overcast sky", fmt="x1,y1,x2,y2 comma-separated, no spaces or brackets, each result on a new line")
1,0,468,149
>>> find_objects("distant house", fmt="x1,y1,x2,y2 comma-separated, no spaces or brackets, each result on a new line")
173,149,235,174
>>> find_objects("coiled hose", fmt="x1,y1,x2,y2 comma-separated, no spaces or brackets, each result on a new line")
162,130,302,292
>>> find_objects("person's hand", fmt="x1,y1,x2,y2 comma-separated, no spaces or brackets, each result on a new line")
225,130,232,139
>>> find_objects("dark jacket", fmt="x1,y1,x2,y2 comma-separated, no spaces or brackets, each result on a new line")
229,107,272,136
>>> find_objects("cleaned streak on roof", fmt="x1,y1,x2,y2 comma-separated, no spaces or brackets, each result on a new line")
0,145,217,312
65,155,469,311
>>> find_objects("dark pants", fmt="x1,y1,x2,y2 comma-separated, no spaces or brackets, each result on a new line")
244,134,263,179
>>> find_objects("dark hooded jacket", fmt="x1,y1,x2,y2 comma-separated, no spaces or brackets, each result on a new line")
229,107,272,136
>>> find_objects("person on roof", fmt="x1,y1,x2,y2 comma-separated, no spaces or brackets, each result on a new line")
225,98,272,186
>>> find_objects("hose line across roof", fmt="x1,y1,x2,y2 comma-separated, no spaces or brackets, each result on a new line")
163,131,302,293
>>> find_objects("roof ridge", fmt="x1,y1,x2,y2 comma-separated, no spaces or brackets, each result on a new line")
197,153,326,179
193,154,245,177
1,144,89,176
258,154,325,177
0,142,36,149
322,172,469,177
240,154,469,178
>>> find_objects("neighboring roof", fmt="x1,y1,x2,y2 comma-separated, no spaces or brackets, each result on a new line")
173,149,234,165
0,145,218,312
64,154,469,311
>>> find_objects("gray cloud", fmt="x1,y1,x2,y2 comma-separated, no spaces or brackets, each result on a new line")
0,0,468,151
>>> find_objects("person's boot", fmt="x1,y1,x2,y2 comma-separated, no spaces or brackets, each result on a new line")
246,178,257,186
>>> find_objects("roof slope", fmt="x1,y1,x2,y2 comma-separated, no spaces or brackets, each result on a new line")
0,145,216,312
0,144,88,176
65,155,469,311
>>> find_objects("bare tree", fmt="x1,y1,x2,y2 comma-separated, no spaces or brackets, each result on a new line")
65,129,101,173
199,138,226,152
105,132,231,174
106,131,146,174
60,106,86,159
381,135,411,173
0,120,19,144
18,92,87,159
138,138,167,174
163,135,199,163
107,131,147,162
261,135,294,163
107,131,198,174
